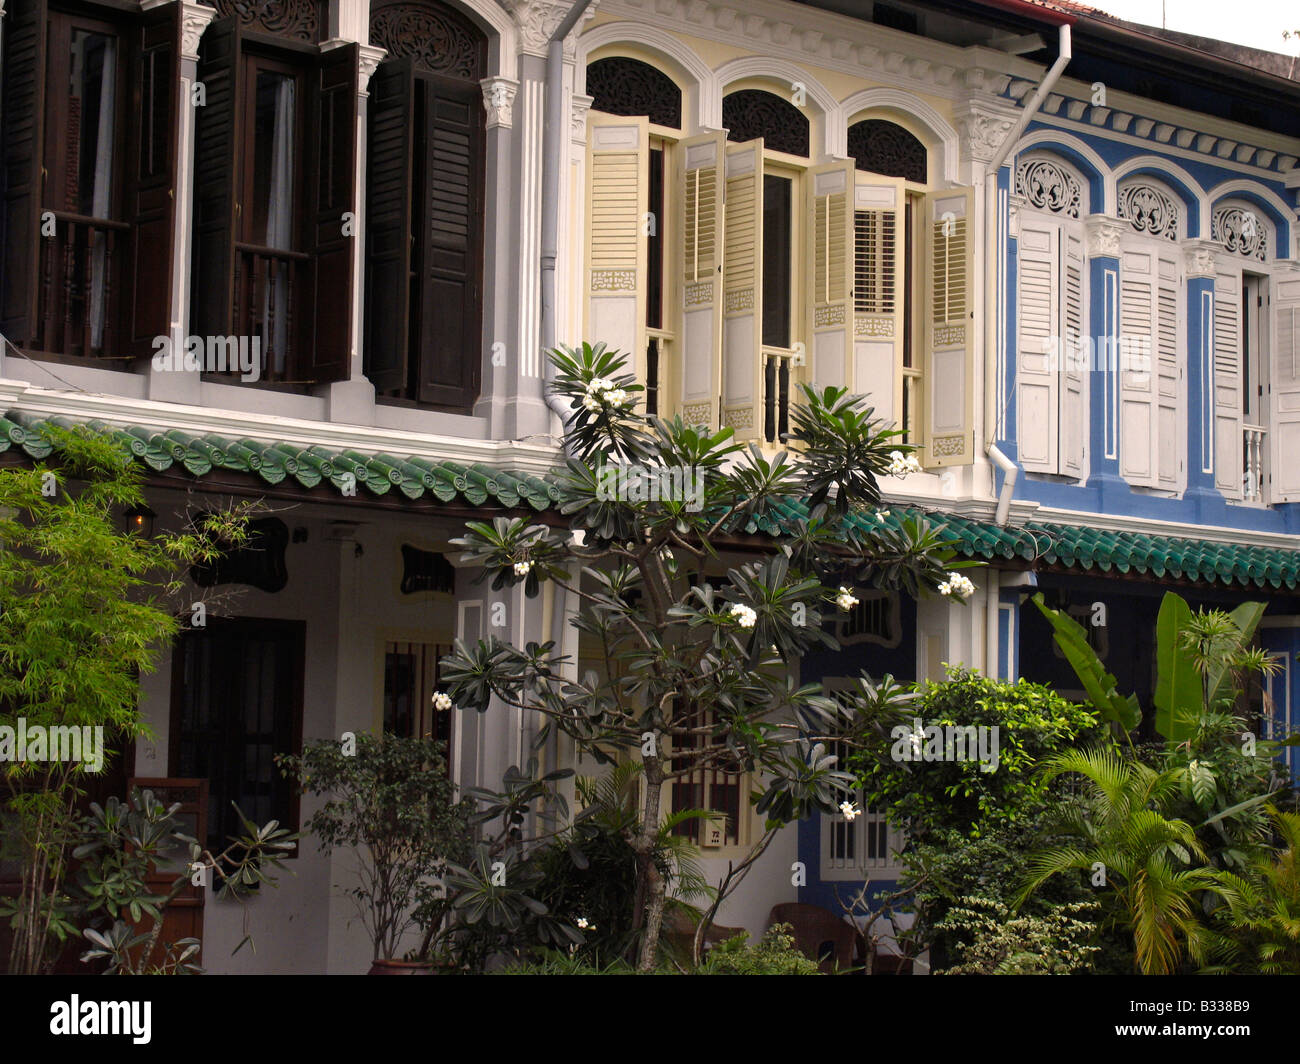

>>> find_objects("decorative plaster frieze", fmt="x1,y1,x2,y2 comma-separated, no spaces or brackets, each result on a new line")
1084,215,1126,259
481,76,519,129
1182,240,1219,278
1007,194,1025,238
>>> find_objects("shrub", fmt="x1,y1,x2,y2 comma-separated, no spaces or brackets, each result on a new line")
936,896,1101,974
695,924,821,975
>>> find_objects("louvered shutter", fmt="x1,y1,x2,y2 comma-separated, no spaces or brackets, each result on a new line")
924,188,975,467
124,2,181,357
1016,220,1059,473
805,161,854,397
1,0,49,343
1118,250,1158,486
678,132,725,428
1270,271,1300,501
849,173,904,425
1060,233,1087,478
722,139,763,439
302,43,358,384
1153,253,1180,489
586,115,648,387
364,57,415,393
190,17,242,340
1213,267,1242,497
417,78,483,408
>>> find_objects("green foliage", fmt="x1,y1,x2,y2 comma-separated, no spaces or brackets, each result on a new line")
1031,594,1140,732
851,667,1100,839
1017,747,1233,975
279,733,470,962
936,896,1102,974
440,343,970,968
694,923,822,975
0,427,255,973
1213,808,1300,973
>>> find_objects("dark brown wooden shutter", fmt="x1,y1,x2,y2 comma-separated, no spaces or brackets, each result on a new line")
124,2,182,357
301,42,357,385
1,0,49,344
417,78,482,409
363,57,414,394
189,17,241,341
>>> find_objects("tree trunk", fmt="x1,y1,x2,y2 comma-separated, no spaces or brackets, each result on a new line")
635,756,665,971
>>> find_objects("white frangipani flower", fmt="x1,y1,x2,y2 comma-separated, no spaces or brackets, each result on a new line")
835,586,859,612
886,451,922,476
728,603,757,629
513,560,533,576
937,573,976,599
839,801,861,821
576,916,591,930
431,691,453,712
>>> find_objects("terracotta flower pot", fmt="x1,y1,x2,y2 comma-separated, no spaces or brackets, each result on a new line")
367,958,437,975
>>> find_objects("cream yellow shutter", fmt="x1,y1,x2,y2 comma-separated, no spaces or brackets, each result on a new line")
1270,269,1300,501
923,188,975,467
722,139,763,440
585,115,649,381
849,172,905,426
1213,267,1242,497
805,161,855,395
678,132,726,428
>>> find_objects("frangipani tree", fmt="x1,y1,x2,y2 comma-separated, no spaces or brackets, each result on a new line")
440,343,974,969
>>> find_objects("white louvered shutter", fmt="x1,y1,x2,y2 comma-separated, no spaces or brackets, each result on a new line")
924,188,975,467
1118,249,1158,486
722,139,763,440
678,132,726,429
1060,232,1088,477
1271,270,1300,501
849,172,904,425
1016,220,1059,473
806,161,855,396
1213,267,1243,497
1154,253,1181,489
586,116,648,379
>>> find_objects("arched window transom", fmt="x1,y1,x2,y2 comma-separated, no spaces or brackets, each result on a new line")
847,120,926,183
586,56,682,129
1117,181,1181,241
1212,203,1268,261
722,89,808,157
1016,156,1082,218
369,0,486,80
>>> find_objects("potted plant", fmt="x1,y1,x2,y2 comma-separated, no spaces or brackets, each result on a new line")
279,731,470,973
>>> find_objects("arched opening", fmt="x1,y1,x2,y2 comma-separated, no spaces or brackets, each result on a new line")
722,89,809,157
847,119,926,183
586,56,682,129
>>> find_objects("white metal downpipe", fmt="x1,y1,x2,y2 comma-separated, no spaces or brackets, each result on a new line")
982,24,1071,525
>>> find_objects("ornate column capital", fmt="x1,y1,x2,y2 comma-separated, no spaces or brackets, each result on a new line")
497,0,598,58
954,99,1018,169
174,1,218,63
570,93,594,144
481,76,520,129
357,45,387,96
1007,193,1026,239
1182,240,1219,279
1084,214,1127,259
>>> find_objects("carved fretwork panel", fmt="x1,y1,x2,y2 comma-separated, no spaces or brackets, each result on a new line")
1016,157,1082,218
847,120,926,183
1212,205,1268,261
369,0,486,81
586,56,681,128
198,0,321,42
722,89,809,157
1117,181,1180,241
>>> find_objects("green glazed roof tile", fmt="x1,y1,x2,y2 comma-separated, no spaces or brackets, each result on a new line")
6,407,1300,591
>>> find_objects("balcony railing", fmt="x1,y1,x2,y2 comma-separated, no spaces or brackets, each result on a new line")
1243,424,1266,502
37,211,128,358
763,347,796,444
233,243,308,382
